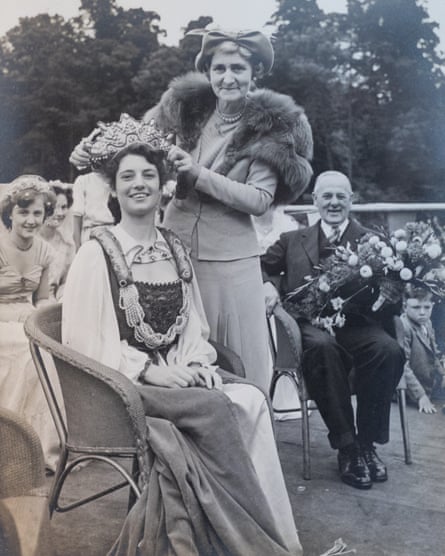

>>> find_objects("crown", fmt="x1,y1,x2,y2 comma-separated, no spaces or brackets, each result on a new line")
89,113,171,167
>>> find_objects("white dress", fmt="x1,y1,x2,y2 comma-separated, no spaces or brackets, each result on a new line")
0,236,61,470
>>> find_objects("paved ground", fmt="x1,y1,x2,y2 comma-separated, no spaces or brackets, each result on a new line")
46,401,445,556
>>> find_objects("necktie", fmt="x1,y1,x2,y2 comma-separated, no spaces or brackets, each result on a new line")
328,225,342,245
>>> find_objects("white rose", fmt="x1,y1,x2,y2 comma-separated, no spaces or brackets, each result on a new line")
380,246,393,258
360,265,373,278
318,280,330,293
393,229,407,239
368,235,380,246
395,240,408,253
348,254,359,266
400,268,413,281
425,244,442,259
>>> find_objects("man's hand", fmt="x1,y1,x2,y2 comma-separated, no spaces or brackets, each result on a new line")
418,394,436,414
264,281,280,317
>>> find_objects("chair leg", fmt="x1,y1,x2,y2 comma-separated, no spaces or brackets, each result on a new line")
127,456,140,512
397,388,412,465
301,400,311,480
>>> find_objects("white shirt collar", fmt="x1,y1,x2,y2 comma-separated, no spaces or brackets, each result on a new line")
320,219,349,240
112,225,169,266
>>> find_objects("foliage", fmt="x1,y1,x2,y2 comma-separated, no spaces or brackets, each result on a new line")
0,0,443,201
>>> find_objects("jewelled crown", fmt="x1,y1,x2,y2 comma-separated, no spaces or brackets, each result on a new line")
89,113,171,168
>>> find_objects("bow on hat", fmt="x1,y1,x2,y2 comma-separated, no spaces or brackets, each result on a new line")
189,28,274,74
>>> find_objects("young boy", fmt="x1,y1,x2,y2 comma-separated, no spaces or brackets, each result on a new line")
396,285,445,414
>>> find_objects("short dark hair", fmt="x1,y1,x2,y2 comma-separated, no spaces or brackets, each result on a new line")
403,283,433,302
101,143,167,191
50,184,74,208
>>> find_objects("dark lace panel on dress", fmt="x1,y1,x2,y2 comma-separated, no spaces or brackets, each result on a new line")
134,280,183,336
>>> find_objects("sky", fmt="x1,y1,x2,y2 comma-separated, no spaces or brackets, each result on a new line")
1,0,445,51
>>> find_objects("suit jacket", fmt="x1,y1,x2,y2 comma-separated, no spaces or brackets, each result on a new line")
261,218,395,324
261,218,367,293
396,314,445,400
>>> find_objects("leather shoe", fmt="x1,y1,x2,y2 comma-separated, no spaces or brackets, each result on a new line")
337,450,372,490
361,445,388,482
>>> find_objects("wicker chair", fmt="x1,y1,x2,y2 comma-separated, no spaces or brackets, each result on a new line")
0,407,55,555
24,303,245,518
268,304,412,480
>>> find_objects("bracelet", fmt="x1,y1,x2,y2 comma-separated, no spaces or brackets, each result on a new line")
138,357,152,384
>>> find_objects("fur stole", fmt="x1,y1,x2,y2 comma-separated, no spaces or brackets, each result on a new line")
147,72,314,204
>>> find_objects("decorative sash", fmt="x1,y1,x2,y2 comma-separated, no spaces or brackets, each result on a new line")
91,226,192,350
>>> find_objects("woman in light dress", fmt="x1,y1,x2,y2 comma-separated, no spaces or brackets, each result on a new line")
0,175,61,471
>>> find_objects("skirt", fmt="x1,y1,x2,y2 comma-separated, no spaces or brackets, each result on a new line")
0,303,61,471
192,256,272,392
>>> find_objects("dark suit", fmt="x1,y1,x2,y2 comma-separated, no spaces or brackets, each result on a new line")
261,219,404,449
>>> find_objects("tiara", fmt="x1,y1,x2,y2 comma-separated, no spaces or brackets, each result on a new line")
89,114,171,167
1,175,55,209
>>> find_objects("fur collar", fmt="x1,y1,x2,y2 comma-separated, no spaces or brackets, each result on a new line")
150,72,313,203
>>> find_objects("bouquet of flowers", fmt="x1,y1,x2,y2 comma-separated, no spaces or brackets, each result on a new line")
284,220,445,335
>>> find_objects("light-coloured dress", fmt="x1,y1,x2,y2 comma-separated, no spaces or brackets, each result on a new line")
0,236,60,470
62,225,302,556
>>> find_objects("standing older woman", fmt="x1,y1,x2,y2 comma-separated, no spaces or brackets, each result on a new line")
63,116,302,555
39,181,75,300
0,175,61,470
71,28,313,391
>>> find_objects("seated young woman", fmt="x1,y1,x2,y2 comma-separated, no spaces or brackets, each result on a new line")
0,175,61,471
62,116,302,556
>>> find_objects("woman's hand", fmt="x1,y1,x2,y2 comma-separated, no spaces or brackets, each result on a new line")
191,365,223,390
142,363,201,388
167,146,200,181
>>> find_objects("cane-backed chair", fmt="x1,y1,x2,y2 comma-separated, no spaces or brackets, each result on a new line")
24,303,151,517
24,303,245,517
268,304,412,480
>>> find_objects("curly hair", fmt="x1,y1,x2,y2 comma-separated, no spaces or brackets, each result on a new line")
100,143,167,191
1,175,56,230
49,182,74,208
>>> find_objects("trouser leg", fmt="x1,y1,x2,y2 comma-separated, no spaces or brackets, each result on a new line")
336,323,404,445
299,321,356,450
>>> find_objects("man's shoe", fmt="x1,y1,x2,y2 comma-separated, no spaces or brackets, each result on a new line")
337,450,372,490
361,445,388,482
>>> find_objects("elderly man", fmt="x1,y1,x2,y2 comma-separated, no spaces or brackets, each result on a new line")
261,171,404,489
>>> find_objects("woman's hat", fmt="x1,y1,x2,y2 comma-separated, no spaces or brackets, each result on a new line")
191,28,274,74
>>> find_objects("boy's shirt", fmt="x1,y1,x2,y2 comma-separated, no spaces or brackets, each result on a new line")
397,314,445,401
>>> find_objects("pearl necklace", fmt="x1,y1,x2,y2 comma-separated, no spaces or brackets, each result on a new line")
215,106,245,124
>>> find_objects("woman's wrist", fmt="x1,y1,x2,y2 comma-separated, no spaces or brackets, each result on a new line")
138,357,153,384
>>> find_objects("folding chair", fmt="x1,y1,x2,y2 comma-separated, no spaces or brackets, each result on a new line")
268,304,412,480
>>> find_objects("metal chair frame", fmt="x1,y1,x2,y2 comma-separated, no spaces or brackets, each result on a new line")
268,304,412,480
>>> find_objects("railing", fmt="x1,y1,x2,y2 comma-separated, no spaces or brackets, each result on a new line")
284,203,445,230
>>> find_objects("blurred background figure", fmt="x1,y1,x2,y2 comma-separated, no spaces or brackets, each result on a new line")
72,170,115,250
254,204,299,254
39,181,75,301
